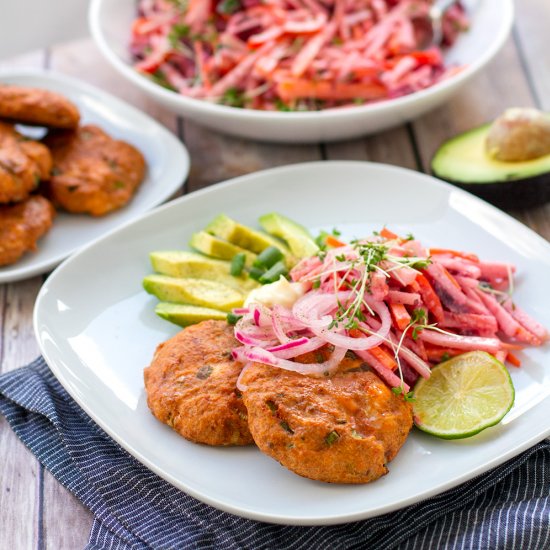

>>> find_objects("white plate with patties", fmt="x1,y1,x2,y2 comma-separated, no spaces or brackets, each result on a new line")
34,162,550,525
0,70,189,283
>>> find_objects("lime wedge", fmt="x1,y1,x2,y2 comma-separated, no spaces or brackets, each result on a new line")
412,351,515,439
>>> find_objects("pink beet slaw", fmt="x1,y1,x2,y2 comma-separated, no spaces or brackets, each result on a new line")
231,228,548,394
130,0,469,111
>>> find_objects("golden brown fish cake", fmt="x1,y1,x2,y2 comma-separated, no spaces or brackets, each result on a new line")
240,353,413,484
43,125,146,216
19,140,53,180
0,195,55,266
144,320,253,446
0,85,80,129
0,122,50,203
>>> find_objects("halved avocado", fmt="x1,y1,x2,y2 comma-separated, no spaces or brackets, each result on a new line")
431,123,550,209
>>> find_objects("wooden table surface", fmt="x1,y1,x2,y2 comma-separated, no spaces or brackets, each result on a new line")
1,1,549,547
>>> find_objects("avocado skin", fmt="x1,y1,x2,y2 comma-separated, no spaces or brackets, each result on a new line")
431,123,550,209
441,174,550,210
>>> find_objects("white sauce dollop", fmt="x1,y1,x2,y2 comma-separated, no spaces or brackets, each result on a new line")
244,276,306,309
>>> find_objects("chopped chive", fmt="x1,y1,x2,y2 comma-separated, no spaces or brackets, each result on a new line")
227,312,242,325
259,260,287,284
254,246,283,269
325,431,340,446
248,266,265,281
230,252,246,276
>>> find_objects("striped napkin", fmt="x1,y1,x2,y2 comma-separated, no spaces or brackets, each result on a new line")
0,357,548,550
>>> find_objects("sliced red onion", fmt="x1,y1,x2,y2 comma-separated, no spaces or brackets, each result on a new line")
236,362,253,392
271,305,292,343
267,337,309,353
318,302,391,351
253,307,262,326
268,336,325,359
232,307,250,315
234,329,277,347
240,345,347,376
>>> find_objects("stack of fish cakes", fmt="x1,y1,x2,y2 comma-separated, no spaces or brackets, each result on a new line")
0,85,146,267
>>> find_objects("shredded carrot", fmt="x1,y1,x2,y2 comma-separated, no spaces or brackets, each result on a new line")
380,227,399,240
325,235,346,248
506,352,521,368
415,273,444,323
277,79,387,102
389,303,411,331
369,346,398,371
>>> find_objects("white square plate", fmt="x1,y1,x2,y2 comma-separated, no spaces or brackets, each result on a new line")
0,70,190,283
34,162,550,525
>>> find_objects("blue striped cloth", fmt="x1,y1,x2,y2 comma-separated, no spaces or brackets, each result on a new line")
0,357,548,550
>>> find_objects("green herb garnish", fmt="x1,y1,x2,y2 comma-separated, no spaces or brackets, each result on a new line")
216,0,241,15
230,252,246,276
220,87,245,108
227,312,242,325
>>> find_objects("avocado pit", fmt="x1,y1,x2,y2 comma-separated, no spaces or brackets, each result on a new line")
486,108,550,162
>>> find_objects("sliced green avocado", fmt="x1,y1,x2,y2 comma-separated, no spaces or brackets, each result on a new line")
431,123,550,208
206,214,296,267
149,250,259,291
259,212,319,259
155,302,228,327
143,274,244,312
189,231,257,266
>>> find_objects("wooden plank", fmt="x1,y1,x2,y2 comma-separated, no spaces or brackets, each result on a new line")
324,126,417,169
42,474,95,549
183,122,322,192
0,49,46,550
514,0,550,111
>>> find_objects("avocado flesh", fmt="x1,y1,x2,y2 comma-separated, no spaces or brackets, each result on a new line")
150,250,259,291
432,123,550,208
155,303,227,327
143,274,245,312
259,213,319,259
206,214,296,267
190,231,257,266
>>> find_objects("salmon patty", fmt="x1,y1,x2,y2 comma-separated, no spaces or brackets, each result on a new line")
0,85,80,129
0,195,55,266
240,352,413,484
43,125,146,216
144,320,253,446
0,122,52,203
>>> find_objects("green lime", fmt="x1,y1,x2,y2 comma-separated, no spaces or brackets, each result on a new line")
412,351,515,439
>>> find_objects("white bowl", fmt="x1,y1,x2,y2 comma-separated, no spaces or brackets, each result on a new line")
89,0,513,143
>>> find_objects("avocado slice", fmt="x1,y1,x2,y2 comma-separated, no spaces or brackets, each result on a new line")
143,274,244,312
155,302,228,327
259,212,319,259
431,123,550,209
150,250,259,291
189,231,257,266
206,214,296,266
